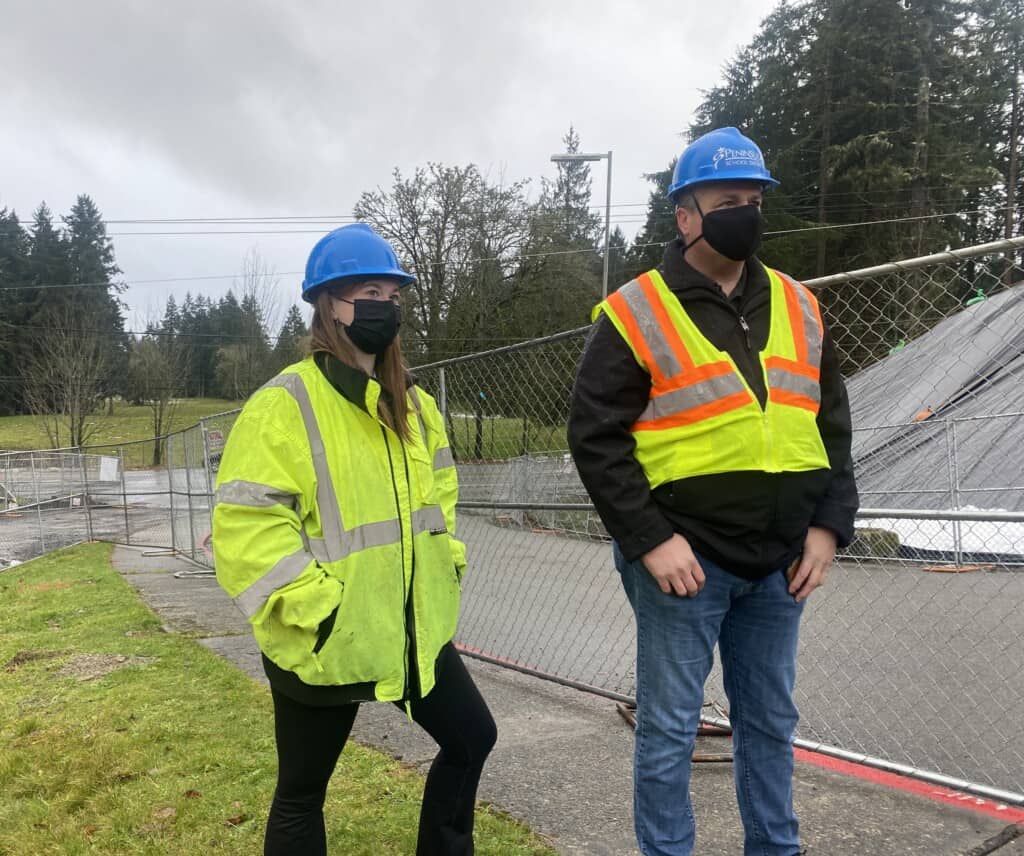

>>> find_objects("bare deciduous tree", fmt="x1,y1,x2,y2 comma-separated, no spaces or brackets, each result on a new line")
127,333,191,466
21,303,110,448
354,164,531,362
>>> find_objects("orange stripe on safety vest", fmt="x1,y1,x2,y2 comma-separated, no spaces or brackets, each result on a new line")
634,391,753,431
657,359,736,393
607,290,668,387
764,355,820,382
637,272,696,374
768,388,820,413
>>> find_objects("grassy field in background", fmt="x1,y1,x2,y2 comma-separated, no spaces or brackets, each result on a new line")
0,399,243,457
0,401,571,463
0,543,556,855
446,413,569,459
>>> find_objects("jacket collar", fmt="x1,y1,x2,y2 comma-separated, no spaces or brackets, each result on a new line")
313,350,376,414
313,351,416,416
659,238,769,302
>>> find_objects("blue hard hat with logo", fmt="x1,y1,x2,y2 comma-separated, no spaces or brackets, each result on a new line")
666,127,779,201
301,222,415,303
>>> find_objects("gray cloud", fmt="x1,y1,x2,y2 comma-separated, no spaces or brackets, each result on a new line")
1,0,776,325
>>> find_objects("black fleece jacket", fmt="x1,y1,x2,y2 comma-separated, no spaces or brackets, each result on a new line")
567,240,859,580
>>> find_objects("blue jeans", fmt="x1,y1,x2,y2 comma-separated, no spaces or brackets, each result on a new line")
614,542,804,856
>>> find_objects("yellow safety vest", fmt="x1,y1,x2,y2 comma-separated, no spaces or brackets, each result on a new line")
212,356,465,701
593,266,829,488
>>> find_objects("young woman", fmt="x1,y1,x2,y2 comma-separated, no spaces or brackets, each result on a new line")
213,223,496,856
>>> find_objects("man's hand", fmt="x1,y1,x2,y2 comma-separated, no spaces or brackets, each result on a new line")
787,526,837,602
641,534,706,597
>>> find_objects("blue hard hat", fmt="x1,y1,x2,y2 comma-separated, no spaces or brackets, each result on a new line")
301,223,415,303
666,127,779,201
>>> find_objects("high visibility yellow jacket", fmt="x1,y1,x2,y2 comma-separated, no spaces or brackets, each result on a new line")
212,354,465,702
594,267,829,487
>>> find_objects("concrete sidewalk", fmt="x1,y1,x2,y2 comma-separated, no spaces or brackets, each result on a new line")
110,545,1023,855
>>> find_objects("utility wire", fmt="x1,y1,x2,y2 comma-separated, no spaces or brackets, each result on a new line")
0,205,1017,293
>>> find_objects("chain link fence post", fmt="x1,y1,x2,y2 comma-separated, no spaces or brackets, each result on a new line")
119,446,130,545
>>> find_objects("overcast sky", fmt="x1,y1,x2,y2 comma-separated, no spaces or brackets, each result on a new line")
1,0,777,333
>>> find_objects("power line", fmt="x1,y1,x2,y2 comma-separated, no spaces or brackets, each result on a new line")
0,205,1017,294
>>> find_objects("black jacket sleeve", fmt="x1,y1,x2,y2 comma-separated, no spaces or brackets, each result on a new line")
810,323,859,546
567,316,675,561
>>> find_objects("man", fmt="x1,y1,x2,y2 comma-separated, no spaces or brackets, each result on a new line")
567,126,858,856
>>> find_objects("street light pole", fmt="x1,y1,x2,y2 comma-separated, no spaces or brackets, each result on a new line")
549,150,614,298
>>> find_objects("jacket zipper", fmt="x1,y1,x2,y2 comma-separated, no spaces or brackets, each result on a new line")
382,425,411,699
738,313,753,352
402,442,421,701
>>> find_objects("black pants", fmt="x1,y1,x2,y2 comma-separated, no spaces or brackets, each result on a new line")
264,644,497,856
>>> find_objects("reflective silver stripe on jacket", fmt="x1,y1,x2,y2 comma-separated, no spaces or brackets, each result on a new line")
767,368,821,404
407,386,430,445
234,547,311,618
216,479,295,509
615,279,684,378
638,373,749,422
261,373,348,561
411,504,447,535
406,386,454,470
781,276,823,368
234,520,402,619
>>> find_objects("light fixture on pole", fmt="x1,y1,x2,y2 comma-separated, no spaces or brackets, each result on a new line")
550,150,613,298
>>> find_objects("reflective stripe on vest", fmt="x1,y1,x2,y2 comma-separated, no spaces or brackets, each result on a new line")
764,269,823,413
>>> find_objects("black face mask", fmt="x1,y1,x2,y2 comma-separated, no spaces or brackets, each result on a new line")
686,201,764,261
337,298,401,355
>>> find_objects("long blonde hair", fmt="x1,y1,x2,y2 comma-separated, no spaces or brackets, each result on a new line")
308,287,413,442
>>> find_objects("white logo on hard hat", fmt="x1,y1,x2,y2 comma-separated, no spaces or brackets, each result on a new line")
712,146,763,170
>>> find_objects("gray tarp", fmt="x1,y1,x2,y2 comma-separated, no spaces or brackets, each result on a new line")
847,283,1024,511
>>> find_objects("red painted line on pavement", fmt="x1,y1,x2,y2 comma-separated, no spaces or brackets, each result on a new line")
794,747,1024,823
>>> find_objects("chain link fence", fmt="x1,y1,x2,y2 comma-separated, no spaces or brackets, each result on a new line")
2,237,1023,803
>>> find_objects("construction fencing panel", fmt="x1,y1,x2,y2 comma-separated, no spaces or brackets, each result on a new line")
0,412,242,569
1,238,1022,803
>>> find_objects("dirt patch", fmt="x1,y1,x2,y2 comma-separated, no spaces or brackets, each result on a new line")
4,650,66,672
55,654,157,681
17,581,72,592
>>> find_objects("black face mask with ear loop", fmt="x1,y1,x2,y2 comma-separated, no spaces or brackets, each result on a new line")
684,199,765,261
336,298,401,355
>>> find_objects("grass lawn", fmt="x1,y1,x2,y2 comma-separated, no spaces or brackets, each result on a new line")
0,401,572,464
0,399,242,460
0,544,556,855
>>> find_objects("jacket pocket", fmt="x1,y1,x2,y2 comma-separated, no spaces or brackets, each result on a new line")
406,442,436,504
312,585,343,654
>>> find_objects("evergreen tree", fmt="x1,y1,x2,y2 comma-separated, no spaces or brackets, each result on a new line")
27,204,70,286
542,126,601,248
272,304,308,371
491,127,604,347
0,209,30,415
161,295,181,335
62,195,127,403
623,163,676,279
